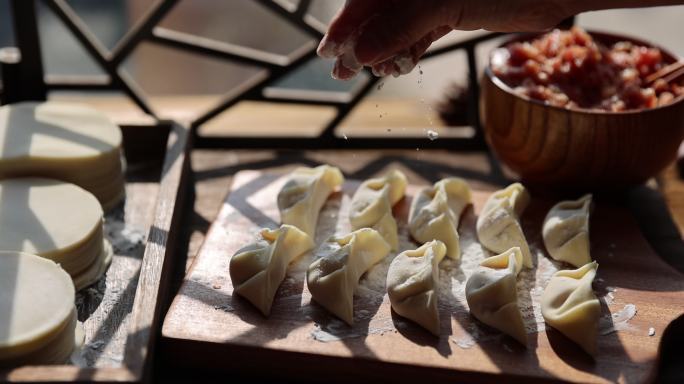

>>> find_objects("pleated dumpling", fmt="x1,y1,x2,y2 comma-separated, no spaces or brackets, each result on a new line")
349,169,407,250
307,228,391,324
543,194,592,267
386,240,447,335
476,183,532,268
278,165,344,237
408,178,471,260
541,261,600,356
229,225,314,316
465,247,527,345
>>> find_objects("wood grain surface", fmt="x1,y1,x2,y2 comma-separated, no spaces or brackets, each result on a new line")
162,168,684,384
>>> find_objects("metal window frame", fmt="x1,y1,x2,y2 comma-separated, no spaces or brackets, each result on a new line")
0,0,572,150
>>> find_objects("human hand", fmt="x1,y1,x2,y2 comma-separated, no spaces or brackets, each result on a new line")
317,0,576,80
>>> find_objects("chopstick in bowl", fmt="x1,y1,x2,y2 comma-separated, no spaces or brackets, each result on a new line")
645,60,684,86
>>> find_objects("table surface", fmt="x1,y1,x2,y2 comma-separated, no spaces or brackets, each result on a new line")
162,164,684,383
50,96,684,383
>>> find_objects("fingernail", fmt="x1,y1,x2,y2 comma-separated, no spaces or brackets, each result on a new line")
336,49,362,78
317,35,340,58
372,62,393,77
394,53,417,75
332,58,360,81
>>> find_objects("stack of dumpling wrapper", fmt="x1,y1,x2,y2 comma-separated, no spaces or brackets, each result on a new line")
0,252,84,367
0,101,125,211
0,178,112,290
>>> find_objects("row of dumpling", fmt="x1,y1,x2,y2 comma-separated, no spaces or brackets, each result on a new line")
375,173,599,358
467,185,599,357
228,165,600,357
229,165,396,324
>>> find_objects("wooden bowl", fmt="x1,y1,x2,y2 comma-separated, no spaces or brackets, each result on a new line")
481,31,684,189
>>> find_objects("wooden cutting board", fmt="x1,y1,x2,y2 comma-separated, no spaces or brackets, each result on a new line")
161,170,684,383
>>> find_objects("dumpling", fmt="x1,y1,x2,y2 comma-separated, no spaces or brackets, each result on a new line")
479,246,524,277
349,169,407,250
476,183,532,268
541,261,600,356
386,240,447,335
465,247,527,345
543,194,592,267
408,178,471,260
307,228,391,324
278,165,344,237
229,225,314,316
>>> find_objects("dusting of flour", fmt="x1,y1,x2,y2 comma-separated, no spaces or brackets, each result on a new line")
289,187,634,348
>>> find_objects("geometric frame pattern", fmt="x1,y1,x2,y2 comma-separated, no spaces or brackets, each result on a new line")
1,0,511,149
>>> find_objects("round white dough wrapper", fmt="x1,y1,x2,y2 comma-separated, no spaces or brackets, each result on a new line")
0,252,76,362
0,101,121,159
0,178,103,257
0,101,125,210
72,240,113,291
0,178,110,288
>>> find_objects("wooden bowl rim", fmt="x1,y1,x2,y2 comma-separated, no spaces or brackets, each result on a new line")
484,28,684,116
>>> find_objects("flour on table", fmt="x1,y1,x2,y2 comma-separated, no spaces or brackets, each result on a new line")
604,291,615,304
265,183,633,347
445,233,563,347
599,304,638,335
450,323,503,349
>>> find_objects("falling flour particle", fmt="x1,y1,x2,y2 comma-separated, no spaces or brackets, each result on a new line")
648,327,656,336
419,97,435,126
599,304,637,335
427,129,439,140
343,133,348,140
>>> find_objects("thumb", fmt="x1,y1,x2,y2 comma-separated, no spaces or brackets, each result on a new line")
354,1,457,65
